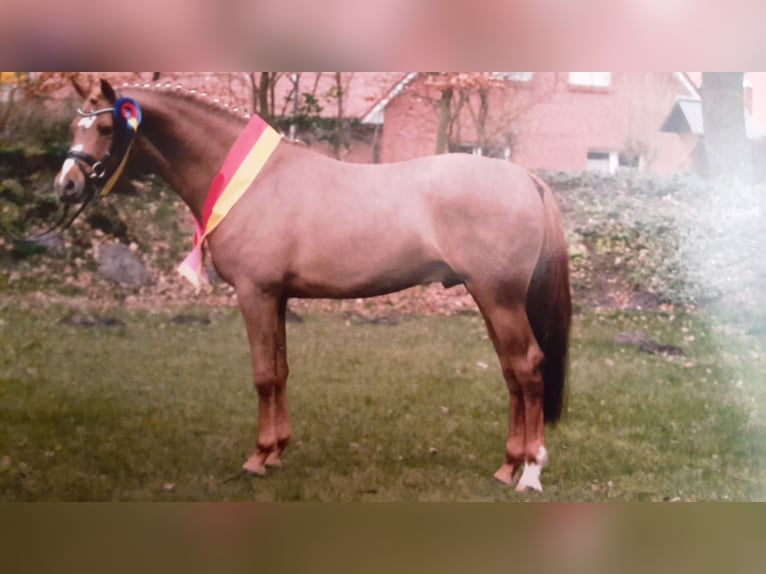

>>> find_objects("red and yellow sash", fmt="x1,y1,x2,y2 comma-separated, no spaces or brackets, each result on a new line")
178,116,281,289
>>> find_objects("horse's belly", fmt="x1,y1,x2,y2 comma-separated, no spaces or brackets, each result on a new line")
285,256,458,299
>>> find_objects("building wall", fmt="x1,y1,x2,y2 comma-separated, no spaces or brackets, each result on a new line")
379,89,440,163
378,72,697,174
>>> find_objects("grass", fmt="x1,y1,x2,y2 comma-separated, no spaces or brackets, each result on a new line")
0,305,764,501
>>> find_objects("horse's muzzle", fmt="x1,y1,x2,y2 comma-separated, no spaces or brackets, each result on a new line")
54,164,88,204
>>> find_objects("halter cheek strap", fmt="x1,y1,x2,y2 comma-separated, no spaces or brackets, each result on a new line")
100,98,142,197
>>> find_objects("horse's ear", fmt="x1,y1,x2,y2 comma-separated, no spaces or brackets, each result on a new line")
70,77,89,99
100,78,117,104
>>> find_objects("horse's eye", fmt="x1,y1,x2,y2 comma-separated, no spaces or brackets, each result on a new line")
98,125,114,137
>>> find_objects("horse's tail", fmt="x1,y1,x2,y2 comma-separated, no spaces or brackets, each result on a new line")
526,173,572,424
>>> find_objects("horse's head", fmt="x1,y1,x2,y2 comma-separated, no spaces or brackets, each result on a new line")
54,79,118,203
55,78,142,206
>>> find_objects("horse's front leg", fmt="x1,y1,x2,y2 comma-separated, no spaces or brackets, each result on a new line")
237,287,291,476
264,298,291,469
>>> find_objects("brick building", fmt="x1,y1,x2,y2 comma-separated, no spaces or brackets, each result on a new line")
359,72,712,174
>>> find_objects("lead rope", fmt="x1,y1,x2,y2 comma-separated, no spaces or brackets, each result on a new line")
0,187,97,245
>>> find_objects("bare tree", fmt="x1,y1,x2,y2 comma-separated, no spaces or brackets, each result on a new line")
327,72,355,159
420,72,561,158
244,72,283,121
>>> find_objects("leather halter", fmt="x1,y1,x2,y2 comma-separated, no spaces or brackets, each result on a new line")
68,106,120,194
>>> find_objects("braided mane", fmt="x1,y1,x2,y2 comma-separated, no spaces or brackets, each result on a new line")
120,81,251,123
118,81,306,148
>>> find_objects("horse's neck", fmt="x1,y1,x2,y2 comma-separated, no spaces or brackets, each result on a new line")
127,89,245,221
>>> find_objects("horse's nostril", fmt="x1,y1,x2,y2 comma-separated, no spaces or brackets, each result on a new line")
65,180,75,192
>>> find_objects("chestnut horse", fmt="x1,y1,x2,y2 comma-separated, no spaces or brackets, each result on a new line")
55,79,571,492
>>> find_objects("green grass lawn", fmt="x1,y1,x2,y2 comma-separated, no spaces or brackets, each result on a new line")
1,305,763,501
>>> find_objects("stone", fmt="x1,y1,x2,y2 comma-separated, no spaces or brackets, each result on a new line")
613,331,684,356
61,313,126,328
97,243,152,286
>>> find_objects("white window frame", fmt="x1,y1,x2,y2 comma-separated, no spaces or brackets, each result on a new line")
569,72,611,88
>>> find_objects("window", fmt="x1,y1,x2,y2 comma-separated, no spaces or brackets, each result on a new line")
587,150,618,174
492,72,534,82
618,152,645,172
569,72,611,88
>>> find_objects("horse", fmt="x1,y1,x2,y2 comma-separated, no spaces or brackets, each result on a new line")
54,78,571,492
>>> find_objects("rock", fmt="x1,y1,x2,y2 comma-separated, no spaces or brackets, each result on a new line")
613,331,684,356
61,313,126,328
97,243,152,286
30,231,64,253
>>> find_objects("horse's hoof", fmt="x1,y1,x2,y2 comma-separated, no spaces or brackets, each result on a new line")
515,463,543,493
242,458,267,476
494,464,516,486
264,453,283,468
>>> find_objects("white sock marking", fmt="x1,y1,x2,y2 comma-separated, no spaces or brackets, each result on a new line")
516,447,548,493
517,463,543,492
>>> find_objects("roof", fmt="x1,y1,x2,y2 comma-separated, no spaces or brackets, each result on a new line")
360,72,418,125
674,72,700,98
661,96,765,139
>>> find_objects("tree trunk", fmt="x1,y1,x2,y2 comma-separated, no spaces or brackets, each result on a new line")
258,73,272,122
701,72,751,178
289,73,300,140
476,88,489,155
333,72,349,159
435,88,453,154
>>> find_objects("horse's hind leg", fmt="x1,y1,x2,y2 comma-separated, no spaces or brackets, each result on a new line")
237,287,292,476
264,298,291,468
470,285,548,492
